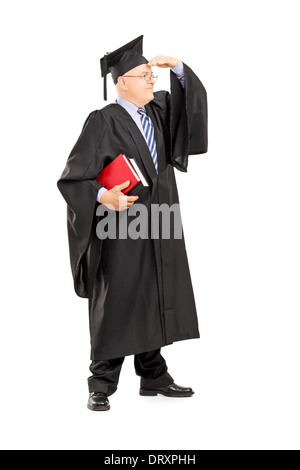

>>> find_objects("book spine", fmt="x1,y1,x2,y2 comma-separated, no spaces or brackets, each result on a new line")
122,154,140,181
128,158,149,187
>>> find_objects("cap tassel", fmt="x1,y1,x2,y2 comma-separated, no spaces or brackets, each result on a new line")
104,73,107,101
101,55,108,101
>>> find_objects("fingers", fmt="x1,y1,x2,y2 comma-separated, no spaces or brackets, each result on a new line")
116,180,130,190
125,195,139,209
127,199,138,207
148,55,164,66
115,194,139,211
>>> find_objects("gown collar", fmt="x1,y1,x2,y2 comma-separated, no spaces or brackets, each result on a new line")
115,96,145,118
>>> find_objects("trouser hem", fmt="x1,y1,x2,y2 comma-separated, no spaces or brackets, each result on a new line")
140,371,174,389
88,381,118,396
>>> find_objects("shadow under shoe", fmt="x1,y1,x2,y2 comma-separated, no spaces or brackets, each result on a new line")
87,392,110,411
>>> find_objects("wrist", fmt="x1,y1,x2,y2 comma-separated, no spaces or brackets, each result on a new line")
99,187,108,203
172,58,180,67
100,190,109,204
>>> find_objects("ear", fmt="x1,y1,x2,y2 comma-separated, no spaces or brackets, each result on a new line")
117,76,128,90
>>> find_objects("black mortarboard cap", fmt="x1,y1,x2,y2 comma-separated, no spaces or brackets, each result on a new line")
100,35,148,101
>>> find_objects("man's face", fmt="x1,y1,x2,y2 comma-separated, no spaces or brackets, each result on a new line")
119,63,155,105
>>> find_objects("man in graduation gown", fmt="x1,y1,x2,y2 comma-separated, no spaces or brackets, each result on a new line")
57,35,208,411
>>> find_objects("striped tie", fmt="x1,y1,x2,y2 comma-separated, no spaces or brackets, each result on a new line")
137,107,158,173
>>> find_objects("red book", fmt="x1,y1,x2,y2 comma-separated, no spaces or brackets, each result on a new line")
96,153,148,195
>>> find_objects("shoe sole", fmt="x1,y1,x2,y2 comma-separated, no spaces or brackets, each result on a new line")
139,389,194,397
87,404,110,411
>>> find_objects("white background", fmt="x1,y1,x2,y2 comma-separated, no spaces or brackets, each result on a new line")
0,0,299,450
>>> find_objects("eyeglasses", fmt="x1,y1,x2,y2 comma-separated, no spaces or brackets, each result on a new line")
121,73,158,82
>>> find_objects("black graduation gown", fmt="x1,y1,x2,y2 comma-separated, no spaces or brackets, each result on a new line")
57,62,208,360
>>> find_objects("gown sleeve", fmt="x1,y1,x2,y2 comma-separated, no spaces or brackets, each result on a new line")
57,110,110,298
153,61,208,172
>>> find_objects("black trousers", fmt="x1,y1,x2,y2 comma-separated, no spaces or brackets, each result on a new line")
88,348,174,396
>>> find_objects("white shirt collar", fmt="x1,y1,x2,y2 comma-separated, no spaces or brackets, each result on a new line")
115,96,145,118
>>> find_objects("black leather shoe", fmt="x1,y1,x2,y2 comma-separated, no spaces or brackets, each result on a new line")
140,382,194,397
87,392,110,411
